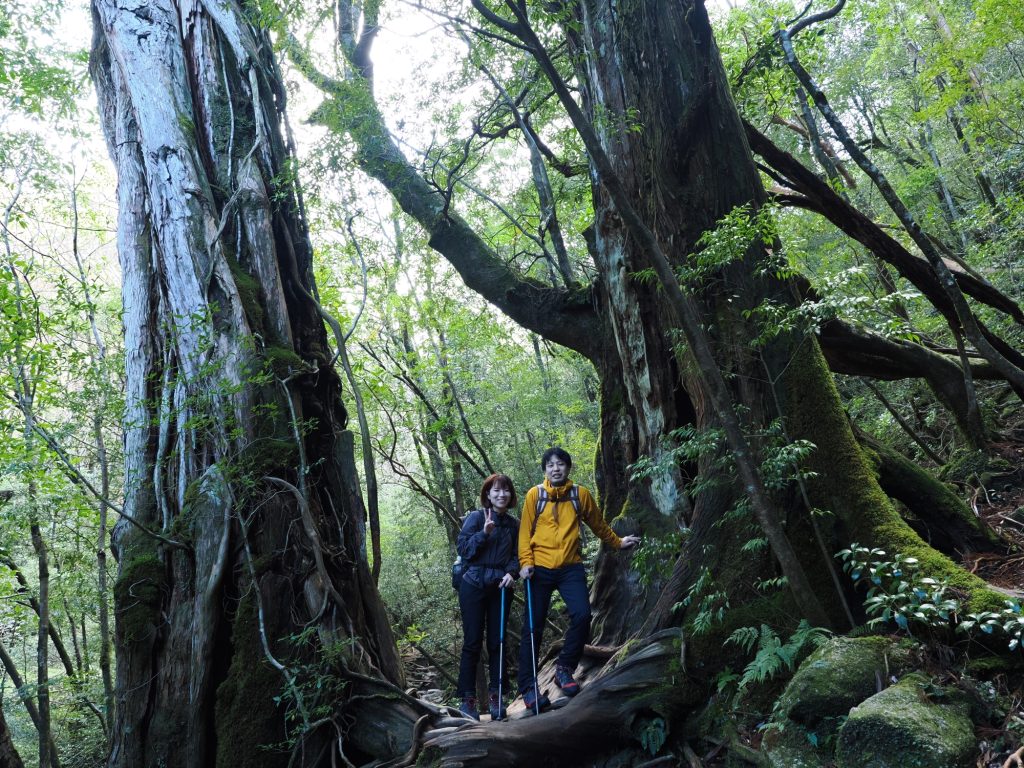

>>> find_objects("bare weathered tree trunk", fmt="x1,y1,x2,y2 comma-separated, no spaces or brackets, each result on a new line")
90,1,404,765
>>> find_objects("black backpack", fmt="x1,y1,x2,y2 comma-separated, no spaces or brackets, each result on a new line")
451,510,488,591
451,554,467,591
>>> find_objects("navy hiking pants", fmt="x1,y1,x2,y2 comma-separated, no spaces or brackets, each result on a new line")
517,563,591,693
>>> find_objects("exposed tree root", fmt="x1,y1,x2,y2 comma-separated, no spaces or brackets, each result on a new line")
418,630,688,767
375,714,430,768
681,744,704,767
858,431,1003,555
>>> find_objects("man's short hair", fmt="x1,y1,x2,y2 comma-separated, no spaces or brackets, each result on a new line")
541,447,572,471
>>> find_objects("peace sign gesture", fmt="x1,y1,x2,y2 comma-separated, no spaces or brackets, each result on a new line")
483,509,496,535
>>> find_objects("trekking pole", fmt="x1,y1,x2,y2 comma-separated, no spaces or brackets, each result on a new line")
497,584,506,721
526,578,540,715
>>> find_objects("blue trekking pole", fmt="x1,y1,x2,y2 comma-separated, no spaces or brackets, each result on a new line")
526,578,540,715
497,584,506,721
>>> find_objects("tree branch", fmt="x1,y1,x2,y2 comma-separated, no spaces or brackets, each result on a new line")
287,30,602,360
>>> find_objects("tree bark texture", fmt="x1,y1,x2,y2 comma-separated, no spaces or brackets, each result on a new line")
90,1,401,765
0,706,25,768
559,0,1005,652
298,0,1013,657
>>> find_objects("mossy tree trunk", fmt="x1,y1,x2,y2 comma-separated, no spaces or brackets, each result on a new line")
90,1,401,766
309,0,1012,651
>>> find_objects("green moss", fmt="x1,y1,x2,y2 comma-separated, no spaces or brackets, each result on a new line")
239,437,299,477
779,342,1003,615
168,482,203,544
939,450,989,484
863,437,1000,551
214,593,287,767
938,449,1013,486
964,655,1024,677
178,111,196,136
763,724,830,768
415,746,443,767
836,673,975,768
610,637,641,667
113,548,167,644
227,255,266,337
614,498,675,535
776,636,913,728
262,345,304,378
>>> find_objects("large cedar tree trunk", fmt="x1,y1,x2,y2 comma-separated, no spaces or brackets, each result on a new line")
90,1,403,765
566,0,1002,649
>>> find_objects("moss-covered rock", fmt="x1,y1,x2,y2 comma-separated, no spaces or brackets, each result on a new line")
939,450,1011,486
775,636,912,728
764,725,829,768
836,673,975,768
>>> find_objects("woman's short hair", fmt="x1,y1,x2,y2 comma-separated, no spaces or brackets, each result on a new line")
480,473,518,509
540,447,572,472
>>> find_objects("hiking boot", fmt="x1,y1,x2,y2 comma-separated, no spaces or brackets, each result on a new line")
458,695,480,721
522,686,550,713
554,664,580,697
488,690,507,721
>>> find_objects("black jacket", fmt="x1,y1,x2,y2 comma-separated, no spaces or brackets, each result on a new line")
456,509,519,588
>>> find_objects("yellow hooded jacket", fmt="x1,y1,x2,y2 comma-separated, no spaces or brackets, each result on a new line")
518,479,622,570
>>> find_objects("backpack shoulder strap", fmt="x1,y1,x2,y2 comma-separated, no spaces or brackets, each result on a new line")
569,486,585,559
530,485,547,538
534,485,548,514
464,509,484,532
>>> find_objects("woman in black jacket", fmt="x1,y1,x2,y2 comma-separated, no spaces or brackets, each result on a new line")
455,473,519,720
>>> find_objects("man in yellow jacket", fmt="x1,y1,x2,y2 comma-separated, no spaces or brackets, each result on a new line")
518,447,639,710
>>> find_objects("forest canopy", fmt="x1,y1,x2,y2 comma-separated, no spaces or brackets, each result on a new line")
0,0,1023,765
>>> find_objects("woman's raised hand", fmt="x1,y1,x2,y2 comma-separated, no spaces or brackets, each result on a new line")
483,509,496,535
